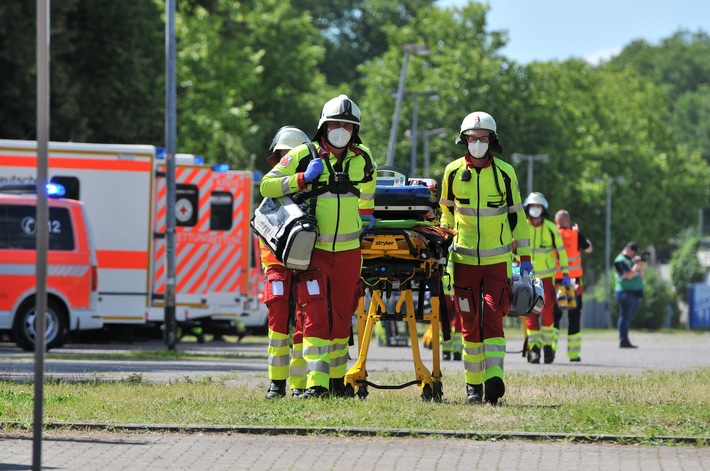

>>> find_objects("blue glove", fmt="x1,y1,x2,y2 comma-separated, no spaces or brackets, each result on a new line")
360,214,376,229
520,261,533,278
303,158,323,183
562,274,571,288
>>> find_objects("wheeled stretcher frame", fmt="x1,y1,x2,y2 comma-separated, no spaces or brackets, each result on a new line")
344,227,449,401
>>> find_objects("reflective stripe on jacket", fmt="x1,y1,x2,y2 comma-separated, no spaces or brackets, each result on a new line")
260,141,376,253
529,218,569,280
439,156,530,268
555,227,582,279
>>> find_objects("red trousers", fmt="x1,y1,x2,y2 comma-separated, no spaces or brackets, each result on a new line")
453,262,511,342
526,277,556,330
297,248,361,341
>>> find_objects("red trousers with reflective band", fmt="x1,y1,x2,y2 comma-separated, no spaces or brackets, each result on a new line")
526,277,556,331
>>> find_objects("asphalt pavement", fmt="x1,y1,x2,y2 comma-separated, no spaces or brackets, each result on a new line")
1,329,709,470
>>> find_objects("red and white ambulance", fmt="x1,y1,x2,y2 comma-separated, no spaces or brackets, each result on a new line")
0,139,252,340
0,183,102,350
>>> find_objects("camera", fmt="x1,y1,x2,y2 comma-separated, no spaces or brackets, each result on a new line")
634,251,650,262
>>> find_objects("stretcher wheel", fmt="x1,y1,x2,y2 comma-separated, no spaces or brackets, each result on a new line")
421,384,433,402
344,384,355,398
432,381,443,402
357,384,369,399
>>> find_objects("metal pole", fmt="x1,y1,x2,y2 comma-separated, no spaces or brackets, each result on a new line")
33,0,50,468
527,155,533,195
423,130,431,179
409,93,419,178
164,0,177,349
385,50,410,167
604,178,612,328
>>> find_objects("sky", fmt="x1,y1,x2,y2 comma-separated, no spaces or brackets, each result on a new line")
436,0,710,64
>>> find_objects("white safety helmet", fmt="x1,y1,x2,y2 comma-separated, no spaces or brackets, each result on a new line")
313,94,362,143
523,192,549,209
267,126,308,167
455,111,503,154
460,111,497,135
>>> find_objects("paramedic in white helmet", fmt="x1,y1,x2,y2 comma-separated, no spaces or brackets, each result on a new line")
260,94,377,399
439,111,531,406
261,126,309,399
523,191,570,365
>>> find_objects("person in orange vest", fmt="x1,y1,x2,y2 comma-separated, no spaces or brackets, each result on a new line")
523,192,570,365
262,126,310,399
552,210,593,362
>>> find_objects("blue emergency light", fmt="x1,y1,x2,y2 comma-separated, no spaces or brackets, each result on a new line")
46,183,66,198
212,164,230,172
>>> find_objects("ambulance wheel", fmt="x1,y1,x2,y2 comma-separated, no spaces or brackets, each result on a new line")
421,383,433,402
13,298,68,351
432,381,444,403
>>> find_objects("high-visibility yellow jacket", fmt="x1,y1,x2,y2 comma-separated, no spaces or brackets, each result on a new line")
440,156,530,268
260,141,376,253
529,218,569,280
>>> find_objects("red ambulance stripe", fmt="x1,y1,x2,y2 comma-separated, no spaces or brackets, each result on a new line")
97,250,148,269
0,155,151,172
176,243,206,293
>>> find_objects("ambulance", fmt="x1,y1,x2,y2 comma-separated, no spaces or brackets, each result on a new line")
0,139,252,340
0,183,102,350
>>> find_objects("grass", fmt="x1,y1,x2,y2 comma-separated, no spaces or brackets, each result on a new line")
1,369,708,442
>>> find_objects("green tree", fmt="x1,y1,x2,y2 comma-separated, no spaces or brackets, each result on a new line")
292,0,435,91
0,1,164,143
670,233,708,302
358,1,511,175
672,85,710,163
174,0,328,171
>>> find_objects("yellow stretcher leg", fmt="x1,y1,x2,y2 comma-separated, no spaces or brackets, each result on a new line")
345,283,443,401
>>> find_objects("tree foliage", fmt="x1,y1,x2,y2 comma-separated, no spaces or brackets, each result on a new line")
670,233,708,301
1,0,709,271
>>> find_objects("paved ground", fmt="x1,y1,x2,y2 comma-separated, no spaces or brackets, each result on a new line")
1,329,709,470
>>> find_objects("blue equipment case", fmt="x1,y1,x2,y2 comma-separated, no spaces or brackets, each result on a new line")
374,185,437,221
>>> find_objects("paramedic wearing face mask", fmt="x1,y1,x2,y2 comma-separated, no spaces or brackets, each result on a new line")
260,95,377,399
523,192,570,365
439,111,531,406
261,126,310,399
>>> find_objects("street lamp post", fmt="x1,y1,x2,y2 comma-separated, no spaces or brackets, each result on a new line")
407,91,438,177
510,153,550,195
604,176,626,328
385,43,429,167
423,128,446,178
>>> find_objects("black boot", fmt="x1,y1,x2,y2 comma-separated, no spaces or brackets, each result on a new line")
330,378,345,397
443,352,451,361
291,388,305,398
265,380,286,399
527,346,541,364
484,377,505,405
452,352,462,361
466,383,483,404
543,345,555,364
298,386,329,399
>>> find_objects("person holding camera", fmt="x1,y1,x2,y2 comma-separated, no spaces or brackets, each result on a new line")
613,242,645,348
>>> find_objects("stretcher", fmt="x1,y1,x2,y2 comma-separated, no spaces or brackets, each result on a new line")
344,224,454,401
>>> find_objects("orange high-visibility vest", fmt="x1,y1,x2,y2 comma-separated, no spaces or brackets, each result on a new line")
555,227,582,279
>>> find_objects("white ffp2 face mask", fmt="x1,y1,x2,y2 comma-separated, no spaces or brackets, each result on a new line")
467,141,489,159
528,206,543,218
327,128,352,148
